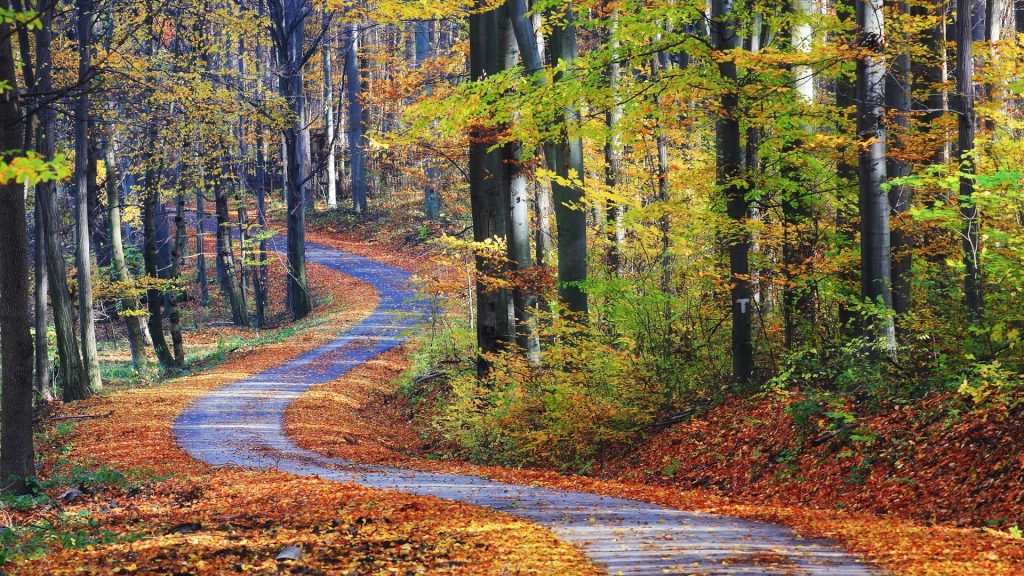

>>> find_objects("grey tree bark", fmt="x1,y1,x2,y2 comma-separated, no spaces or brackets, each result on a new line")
142,163,178,371
33,189,52,400
268,0,313,320
712,0,755,386
545,2,588,317
0,7,35,493
957,0,984,321
74,0,102,392
36,2,88,400
344,21,367,213
214,155,249,327
323,14,338,209
104,136,149,374
469,3,514,375
856,0,897,355
887,1,912,323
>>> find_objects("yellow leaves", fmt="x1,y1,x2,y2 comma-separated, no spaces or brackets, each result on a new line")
0,152,71,185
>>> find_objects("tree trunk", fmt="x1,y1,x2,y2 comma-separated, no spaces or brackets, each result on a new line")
323,15,338,209
887,1,913,323
34,188,53,400
214,160,250,327
856,0,896,355
713,0,754,386
104,136,149,374
545,2,588,317
168,191,186,364
469,3,514,375
35,3,88,400
143,164,178,371
501,10,536,360
0,9,35,493
195,184,209,306
344,21,367,214
603,1,624,277
957,0,984,321
268,0,313,320
75,0,102,392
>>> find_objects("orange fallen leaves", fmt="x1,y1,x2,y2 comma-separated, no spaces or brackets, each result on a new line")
284,338,1024,576
19,252,598,576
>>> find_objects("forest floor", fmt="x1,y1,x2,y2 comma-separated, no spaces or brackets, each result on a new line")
11,236,598,575
12,217,1024,575
279,219,1024,576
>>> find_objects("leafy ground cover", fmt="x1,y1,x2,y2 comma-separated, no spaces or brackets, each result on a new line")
8,253,597,575
284,324,1024,576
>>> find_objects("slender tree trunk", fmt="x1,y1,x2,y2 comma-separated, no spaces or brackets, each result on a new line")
603,2,624,277
167,191,185,364
469,3,514,375
104,137,149,374
501,11,536,360
214,160,249,327
545,2,588,317
75,0,101,392
416,20,441,220
323,15,338,209
36,3,88,400
268,0,313,320
887,1,913,323
142,164,177,370
345,21,367,214
857,0,897,354
0,9,35,492
34,189,52,400
957,0,984,321
195,184,209,306
713,0,754,386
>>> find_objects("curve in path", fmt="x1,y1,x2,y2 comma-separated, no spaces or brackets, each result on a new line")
175,242,879,576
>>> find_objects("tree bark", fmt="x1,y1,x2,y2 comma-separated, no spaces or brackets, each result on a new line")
268,0,313,320
344,21,367,214
104,136,149,374
36,3,88,400
887,1,912,323
856,0,896,354
957,0,984,321
323,14,338,209
469,3,514,375
142,163,177,371
214,157,249,327
545,2,588,317
713,0,755,386
0,7,35,493
74,0,102,392
34,188,52,400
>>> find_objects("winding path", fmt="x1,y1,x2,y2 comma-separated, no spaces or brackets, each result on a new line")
175,242,879,576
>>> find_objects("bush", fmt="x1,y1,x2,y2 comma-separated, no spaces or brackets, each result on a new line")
429,315,660,473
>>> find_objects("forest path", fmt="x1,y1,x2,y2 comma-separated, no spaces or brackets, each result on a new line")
174,241,879,576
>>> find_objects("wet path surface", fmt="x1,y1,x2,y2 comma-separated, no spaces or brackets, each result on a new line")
175,242,879,575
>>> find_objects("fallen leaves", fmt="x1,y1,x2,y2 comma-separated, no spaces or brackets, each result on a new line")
17,252,598,576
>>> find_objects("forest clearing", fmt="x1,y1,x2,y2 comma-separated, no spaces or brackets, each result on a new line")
2,0,1024,574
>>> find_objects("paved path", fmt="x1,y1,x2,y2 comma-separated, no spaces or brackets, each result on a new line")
174,242,879,575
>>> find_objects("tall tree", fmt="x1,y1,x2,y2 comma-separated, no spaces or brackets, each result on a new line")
957,0,984,321
323,13,338,209
36,1,88,400
712,0,754,385
74,0,102,392
545,1,588,316
469,2,514,374
887,1,913,322
104,136,149,374
856,0,896,354
268,0,313,319
344,21,367,214
0,1,34,493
